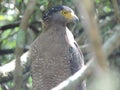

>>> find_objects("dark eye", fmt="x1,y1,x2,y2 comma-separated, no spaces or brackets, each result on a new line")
62,10,68,15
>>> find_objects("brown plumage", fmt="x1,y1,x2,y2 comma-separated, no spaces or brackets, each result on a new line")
29,5,85,90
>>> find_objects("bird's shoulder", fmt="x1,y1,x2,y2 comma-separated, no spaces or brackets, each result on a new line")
65,27,84,74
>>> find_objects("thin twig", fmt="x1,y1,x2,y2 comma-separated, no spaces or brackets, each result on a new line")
13,0,37,90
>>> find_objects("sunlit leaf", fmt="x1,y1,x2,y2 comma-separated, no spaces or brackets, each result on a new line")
0,87,2,90
5,15,14,21
95,0,101,3
1,29,11,38
103,6,111,13
0,15,5,20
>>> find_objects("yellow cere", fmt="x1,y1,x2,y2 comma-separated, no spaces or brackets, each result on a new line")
60,10,74,20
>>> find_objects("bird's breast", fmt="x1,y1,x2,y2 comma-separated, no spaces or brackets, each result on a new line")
31,29,72,73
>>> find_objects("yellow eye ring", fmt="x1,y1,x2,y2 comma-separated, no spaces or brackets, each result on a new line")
61,10,68,15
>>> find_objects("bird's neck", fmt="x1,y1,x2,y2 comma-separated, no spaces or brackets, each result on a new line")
43,22,69,39
44,20,67,30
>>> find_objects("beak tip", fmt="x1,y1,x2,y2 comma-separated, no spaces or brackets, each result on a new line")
73,16,79,23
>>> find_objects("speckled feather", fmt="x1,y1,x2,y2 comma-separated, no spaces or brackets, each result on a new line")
43,5,64,21
29,5,85,90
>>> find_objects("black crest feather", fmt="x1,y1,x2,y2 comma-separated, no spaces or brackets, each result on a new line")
42,5,64,21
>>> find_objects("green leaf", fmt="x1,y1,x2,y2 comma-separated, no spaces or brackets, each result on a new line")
0,15,5,20
0,87,2,90
103,6,111,13
95,0,101,3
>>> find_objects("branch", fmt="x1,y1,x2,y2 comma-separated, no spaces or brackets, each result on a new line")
103,25,120,56
0,52,30,84
112,0,120,23
13,0,37,89
0,21,40,33
0,48,28,55
75,0,108,70
0,22,19,31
